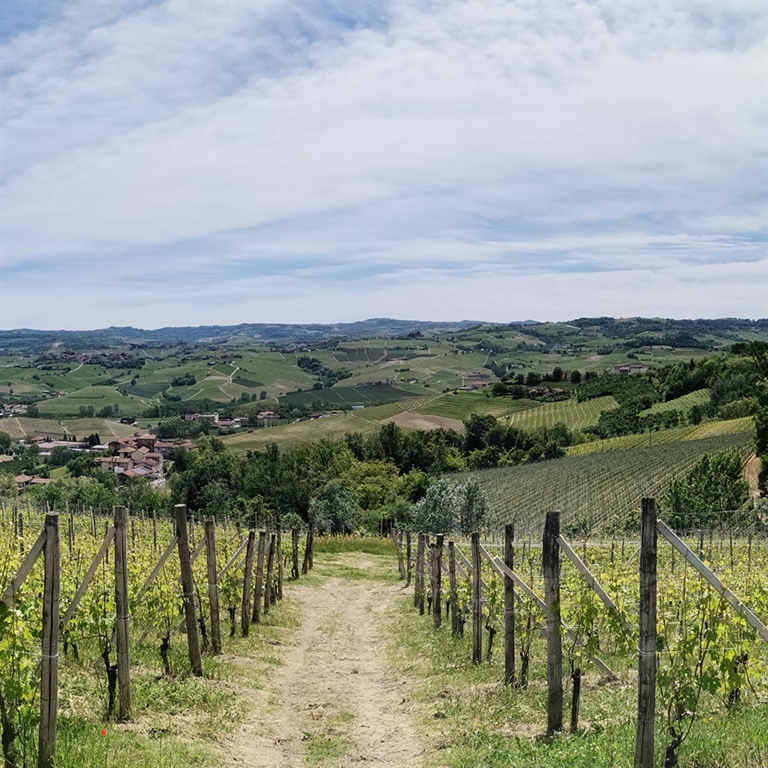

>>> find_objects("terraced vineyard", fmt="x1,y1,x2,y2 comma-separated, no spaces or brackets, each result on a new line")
505,395,618,431
466,430,754,534
643,388,711,415
567,416,752,456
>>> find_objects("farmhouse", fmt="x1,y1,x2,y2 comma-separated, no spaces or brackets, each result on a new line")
617,364,649,375
461,373,488,390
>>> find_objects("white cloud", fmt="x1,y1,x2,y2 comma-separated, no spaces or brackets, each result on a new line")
1,0,766,327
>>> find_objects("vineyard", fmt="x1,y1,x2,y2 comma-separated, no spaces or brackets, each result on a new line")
391,507,768,767
464,431,755,533
505,395,618,431
0,503,311,768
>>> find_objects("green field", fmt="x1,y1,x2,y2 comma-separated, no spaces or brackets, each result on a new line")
505,395,618,431
465,430,754,534
567,416,752,456
36,386,147,417
0,416,140,440
643,388,711,415
281,385,417,407
416,391,540,420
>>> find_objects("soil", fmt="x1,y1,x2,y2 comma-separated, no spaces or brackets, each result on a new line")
383,411,464,432
220,559,423,767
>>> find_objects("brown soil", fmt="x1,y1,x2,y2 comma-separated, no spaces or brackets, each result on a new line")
220,562,423,767
383,411,464,432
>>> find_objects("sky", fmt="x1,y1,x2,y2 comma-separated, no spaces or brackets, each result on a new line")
0,0,766,330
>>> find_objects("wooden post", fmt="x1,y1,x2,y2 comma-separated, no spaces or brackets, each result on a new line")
504,522,516,687
240,530,256,637
174,504,203,676
308,526,314,570
291,528,300,580
448,541,459,637
748,532,753,574
19,510,24,555
405,530,412,588
113,506,132,721
264,533,276,615
67,506,74,562
471,531,482,665
205,518,222,654
276,527,284,601
152,510,158,554
415,532,425,614
393,528,406,579
543,510,563,735
252,531,266,623
38,512,59,768
634,498,657,768
432,534,444,629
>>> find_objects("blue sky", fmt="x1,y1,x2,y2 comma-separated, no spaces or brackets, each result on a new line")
1,0,766,330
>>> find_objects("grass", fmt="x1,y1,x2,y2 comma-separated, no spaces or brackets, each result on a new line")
643,388,711,415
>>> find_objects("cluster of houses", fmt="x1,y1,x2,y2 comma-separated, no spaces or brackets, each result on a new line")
94,434,195,483
1,403,28,416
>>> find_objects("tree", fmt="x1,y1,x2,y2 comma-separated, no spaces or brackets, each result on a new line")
570,370,582,385
662,451,752,530
0,431,10,454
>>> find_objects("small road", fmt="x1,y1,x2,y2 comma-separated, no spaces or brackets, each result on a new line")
221,555,423,768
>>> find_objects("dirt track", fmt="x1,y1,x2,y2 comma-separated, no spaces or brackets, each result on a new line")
221,558,422,767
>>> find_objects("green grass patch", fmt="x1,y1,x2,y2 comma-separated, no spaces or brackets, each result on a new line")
314,536,396,556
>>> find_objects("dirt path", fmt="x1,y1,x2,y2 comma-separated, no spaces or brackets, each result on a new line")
222,560,423,767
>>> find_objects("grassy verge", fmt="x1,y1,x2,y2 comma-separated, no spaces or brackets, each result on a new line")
386,595,768,768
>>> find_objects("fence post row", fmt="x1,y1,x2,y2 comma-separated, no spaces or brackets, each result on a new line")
241,530,256,637
634,497,657,768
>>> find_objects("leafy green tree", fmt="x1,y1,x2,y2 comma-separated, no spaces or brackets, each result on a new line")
309,480,358,534
662,451,752,529
0,431,10,454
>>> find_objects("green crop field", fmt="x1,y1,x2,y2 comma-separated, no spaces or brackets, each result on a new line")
416,391,540,420
505,395,618,431
567,416,752,456
36,386,147,417
280,384,417,408
465,430,754,535
0,416,140,440
643,388,711,415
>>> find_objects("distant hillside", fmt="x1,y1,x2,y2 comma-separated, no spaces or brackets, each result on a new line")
0,319,490,354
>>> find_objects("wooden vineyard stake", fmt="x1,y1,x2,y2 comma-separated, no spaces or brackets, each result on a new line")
634,498,657,768
393,528,406,579
252,531,267,623
174,505,203,677
543,510,563,736
471,531,482,665
152,510,158,554
264,534,276,615
504,523,516,687
240,530,256,637
406,531,412,588
113,506,132,721
2,529,47,603
291,528,300,580
38,512,59,768
656,519,768,643
448,541,460,637
415,532,425,614
432,534,444,629
205,518,222,654
276,527,284,601
302,526,313,574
